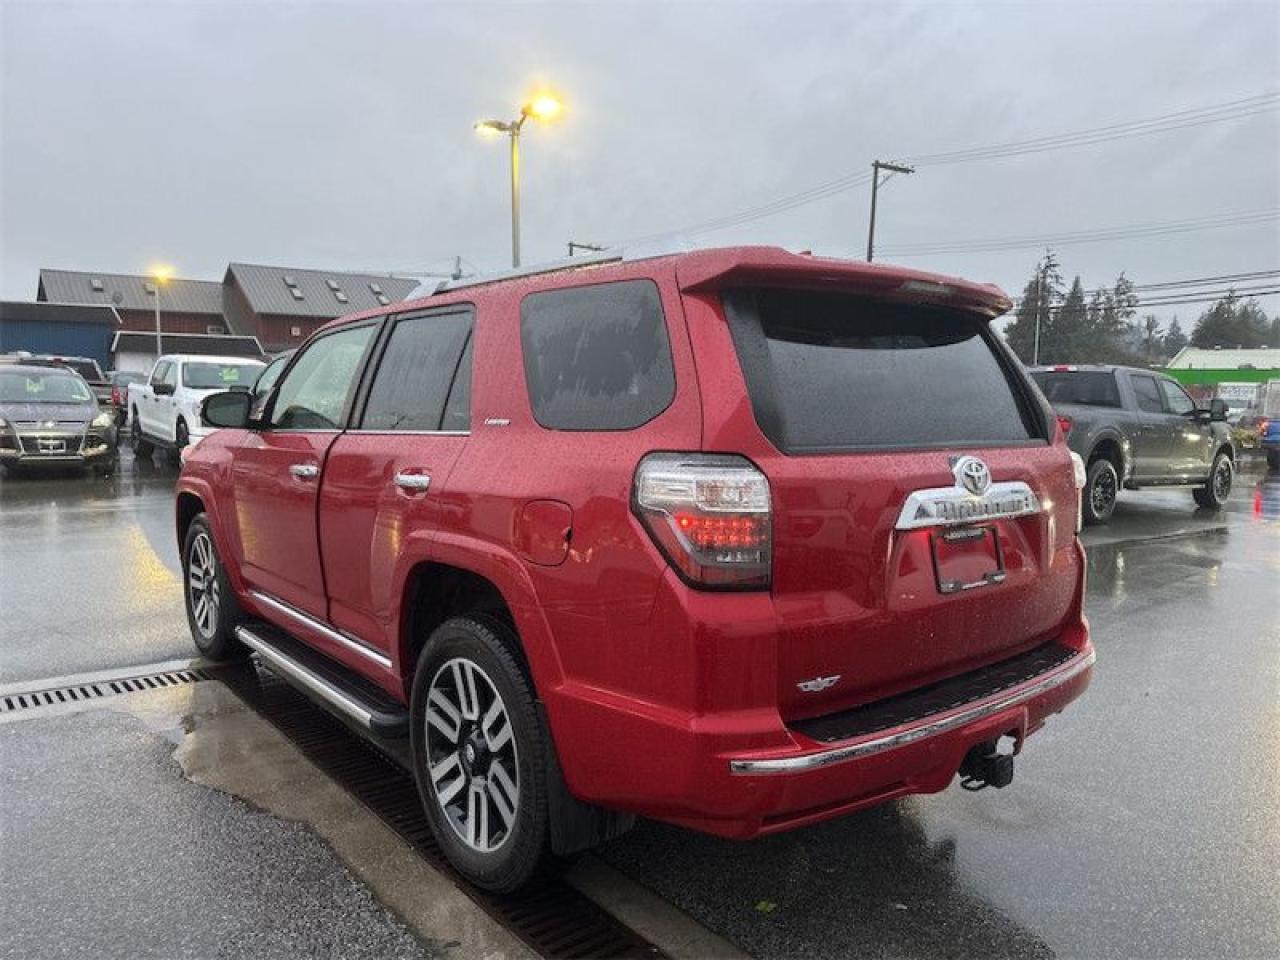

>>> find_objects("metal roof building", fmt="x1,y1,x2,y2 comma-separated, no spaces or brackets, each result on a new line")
1167,347,1280,370
222,263,420,351
37,269,224,316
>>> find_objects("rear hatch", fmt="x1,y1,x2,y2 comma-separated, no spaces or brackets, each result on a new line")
716,285,1080,723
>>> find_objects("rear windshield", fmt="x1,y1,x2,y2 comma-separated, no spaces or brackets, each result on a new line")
723,288,1042,453
59,360,102,381
183,362,262,389
1030,370,1121,408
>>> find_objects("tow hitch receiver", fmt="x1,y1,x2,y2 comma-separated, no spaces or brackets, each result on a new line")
959,739,1015,791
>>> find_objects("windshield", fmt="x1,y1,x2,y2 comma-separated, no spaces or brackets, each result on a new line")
1030,371,1122,408
57,360,103,381
0,370,94,404
182,362,262,389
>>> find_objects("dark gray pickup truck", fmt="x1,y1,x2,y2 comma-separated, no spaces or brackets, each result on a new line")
1030,365,1234,524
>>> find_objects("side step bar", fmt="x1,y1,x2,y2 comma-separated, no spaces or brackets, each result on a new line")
235,623,410,738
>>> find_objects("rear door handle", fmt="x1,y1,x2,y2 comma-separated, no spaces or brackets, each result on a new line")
289,463,320,480
393,472,431,492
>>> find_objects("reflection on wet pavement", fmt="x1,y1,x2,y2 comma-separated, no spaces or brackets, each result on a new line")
0,453,189,683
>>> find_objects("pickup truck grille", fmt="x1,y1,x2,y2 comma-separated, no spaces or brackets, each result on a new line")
791,641,1079,744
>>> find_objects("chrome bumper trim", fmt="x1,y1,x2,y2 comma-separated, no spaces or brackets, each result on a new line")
728,649,1096,775
248,590,392,670
235,625,373,729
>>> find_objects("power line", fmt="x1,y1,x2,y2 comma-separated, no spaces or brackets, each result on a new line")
1010,269,1280,304
615,91,1278,244
904,92,1279,167
880,209,1280,257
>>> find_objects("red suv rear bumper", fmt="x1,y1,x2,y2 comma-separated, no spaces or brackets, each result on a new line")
549,621,1093,839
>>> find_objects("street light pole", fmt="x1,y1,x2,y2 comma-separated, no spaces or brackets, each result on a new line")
153,285,163,359
149,267,171,360
475,94,562,269
510,121,522,268
865,160,915,262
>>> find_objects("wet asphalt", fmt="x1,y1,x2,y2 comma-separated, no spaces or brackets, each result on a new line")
1,451,1277,958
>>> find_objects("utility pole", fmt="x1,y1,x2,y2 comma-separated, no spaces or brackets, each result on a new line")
567,241,606,256
865,160,915,262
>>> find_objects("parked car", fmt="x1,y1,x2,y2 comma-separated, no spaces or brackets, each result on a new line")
107,370,147,428
128,354,264,461
0,362,117,473
1029,365,1235,524
35,354,113,407
177,246,1095,892
1262,419,1280,471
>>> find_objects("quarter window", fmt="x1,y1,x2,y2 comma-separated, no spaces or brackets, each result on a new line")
361,312,473,432
520,279,675,431
1158,379,1195,416
1131,375,1165,414
269,324,374,430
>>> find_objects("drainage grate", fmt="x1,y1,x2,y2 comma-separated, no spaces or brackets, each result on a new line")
211,661,666,960
0,668,211,715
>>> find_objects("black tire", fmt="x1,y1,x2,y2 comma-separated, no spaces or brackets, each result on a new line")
182,513,245,660
170,419,189,466
1268,449,1280,471
1082,458,1119,525
130,412,154,458
1193,450,1233,510
410,616,553,893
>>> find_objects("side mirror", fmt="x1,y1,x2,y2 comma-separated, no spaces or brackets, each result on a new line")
202,390,253,429
153,381,175,396
1209,398,1228,422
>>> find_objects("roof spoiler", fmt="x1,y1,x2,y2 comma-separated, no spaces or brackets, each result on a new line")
675,248,1012,318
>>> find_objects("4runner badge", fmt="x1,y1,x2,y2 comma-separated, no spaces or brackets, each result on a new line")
797,675,841,693
953,455,992,496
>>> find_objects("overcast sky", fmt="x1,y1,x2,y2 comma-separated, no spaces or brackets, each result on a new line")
2,0,1277,326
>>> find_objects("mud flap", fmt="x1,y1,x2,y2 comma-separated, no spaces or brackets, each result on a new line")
537,703,636,855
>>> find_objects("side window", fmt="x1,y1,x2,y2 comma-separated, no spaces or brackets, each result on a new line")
1159,379,1195,416
254,355,288,399
520,279,675,430
162,364,179,388
150,362,170,387
270,324,375,430
1131,375,1165,414
361,312,473,432
441,336,473,432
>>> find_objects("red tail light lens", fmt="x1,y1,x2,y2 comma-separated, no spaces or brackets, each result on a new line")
111,386,122,405
633,453,771,589
1057,415,1073,440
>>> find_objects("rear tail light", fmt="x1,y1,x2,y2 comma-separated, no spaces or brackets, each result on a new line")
111,386,122,405
633,453,771,589
1057,415,1073,440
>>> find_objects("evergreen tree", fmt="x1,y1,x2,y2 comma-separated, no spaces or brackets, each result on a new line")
1191,294,1271,348
1163,316,1188,356
1044,276,1088,364
1004,251,1063,363
1139,314,1163,363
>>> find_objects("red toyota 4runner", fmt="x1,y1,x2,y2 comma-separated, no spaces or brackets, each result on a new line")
178,246,1094,891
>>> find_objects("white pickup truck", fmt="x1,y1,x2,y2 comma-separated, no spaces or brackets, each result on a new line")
127,353,264,460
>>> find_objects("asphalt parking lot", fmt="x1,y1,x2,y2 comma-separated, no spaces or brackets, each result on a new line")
1,451,1277,959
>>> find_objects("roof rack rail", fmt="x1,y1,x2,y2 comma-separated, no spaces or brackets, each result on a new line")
425,237,693,296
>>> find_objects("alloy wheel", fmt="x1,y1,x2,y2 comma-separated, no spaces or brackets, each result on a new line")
424,658,520,853
1092,468,1116,515
1213,457,1232,501
187,531,220,639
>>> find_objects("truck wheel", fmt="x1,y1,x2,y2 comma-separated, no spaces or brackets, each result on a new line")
182,514,245,660
130,413,154,458
170,419,189,466
410,616,553,893
1193,451,1232,510
1082,458,1119,525
1268,449,1280,471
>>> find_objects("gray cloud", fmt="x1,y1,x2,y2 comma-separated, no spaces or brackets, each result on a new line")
3,0,1278,325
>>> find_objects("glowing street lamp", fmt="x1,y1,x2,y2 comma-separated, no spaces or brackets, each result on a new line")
148,265,173,359
474,93,564,267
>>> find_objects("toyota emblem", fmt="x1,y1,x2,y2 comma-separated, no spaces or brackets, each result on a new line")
953,456,992,496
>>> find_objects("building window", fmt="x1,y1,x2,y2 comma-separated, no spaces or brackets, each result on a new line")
91,278,104,291
291,326,302,337
144,282,156,294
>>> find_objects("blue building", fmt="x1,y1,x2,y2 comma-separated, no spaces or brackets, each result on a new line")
0,301,120,368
